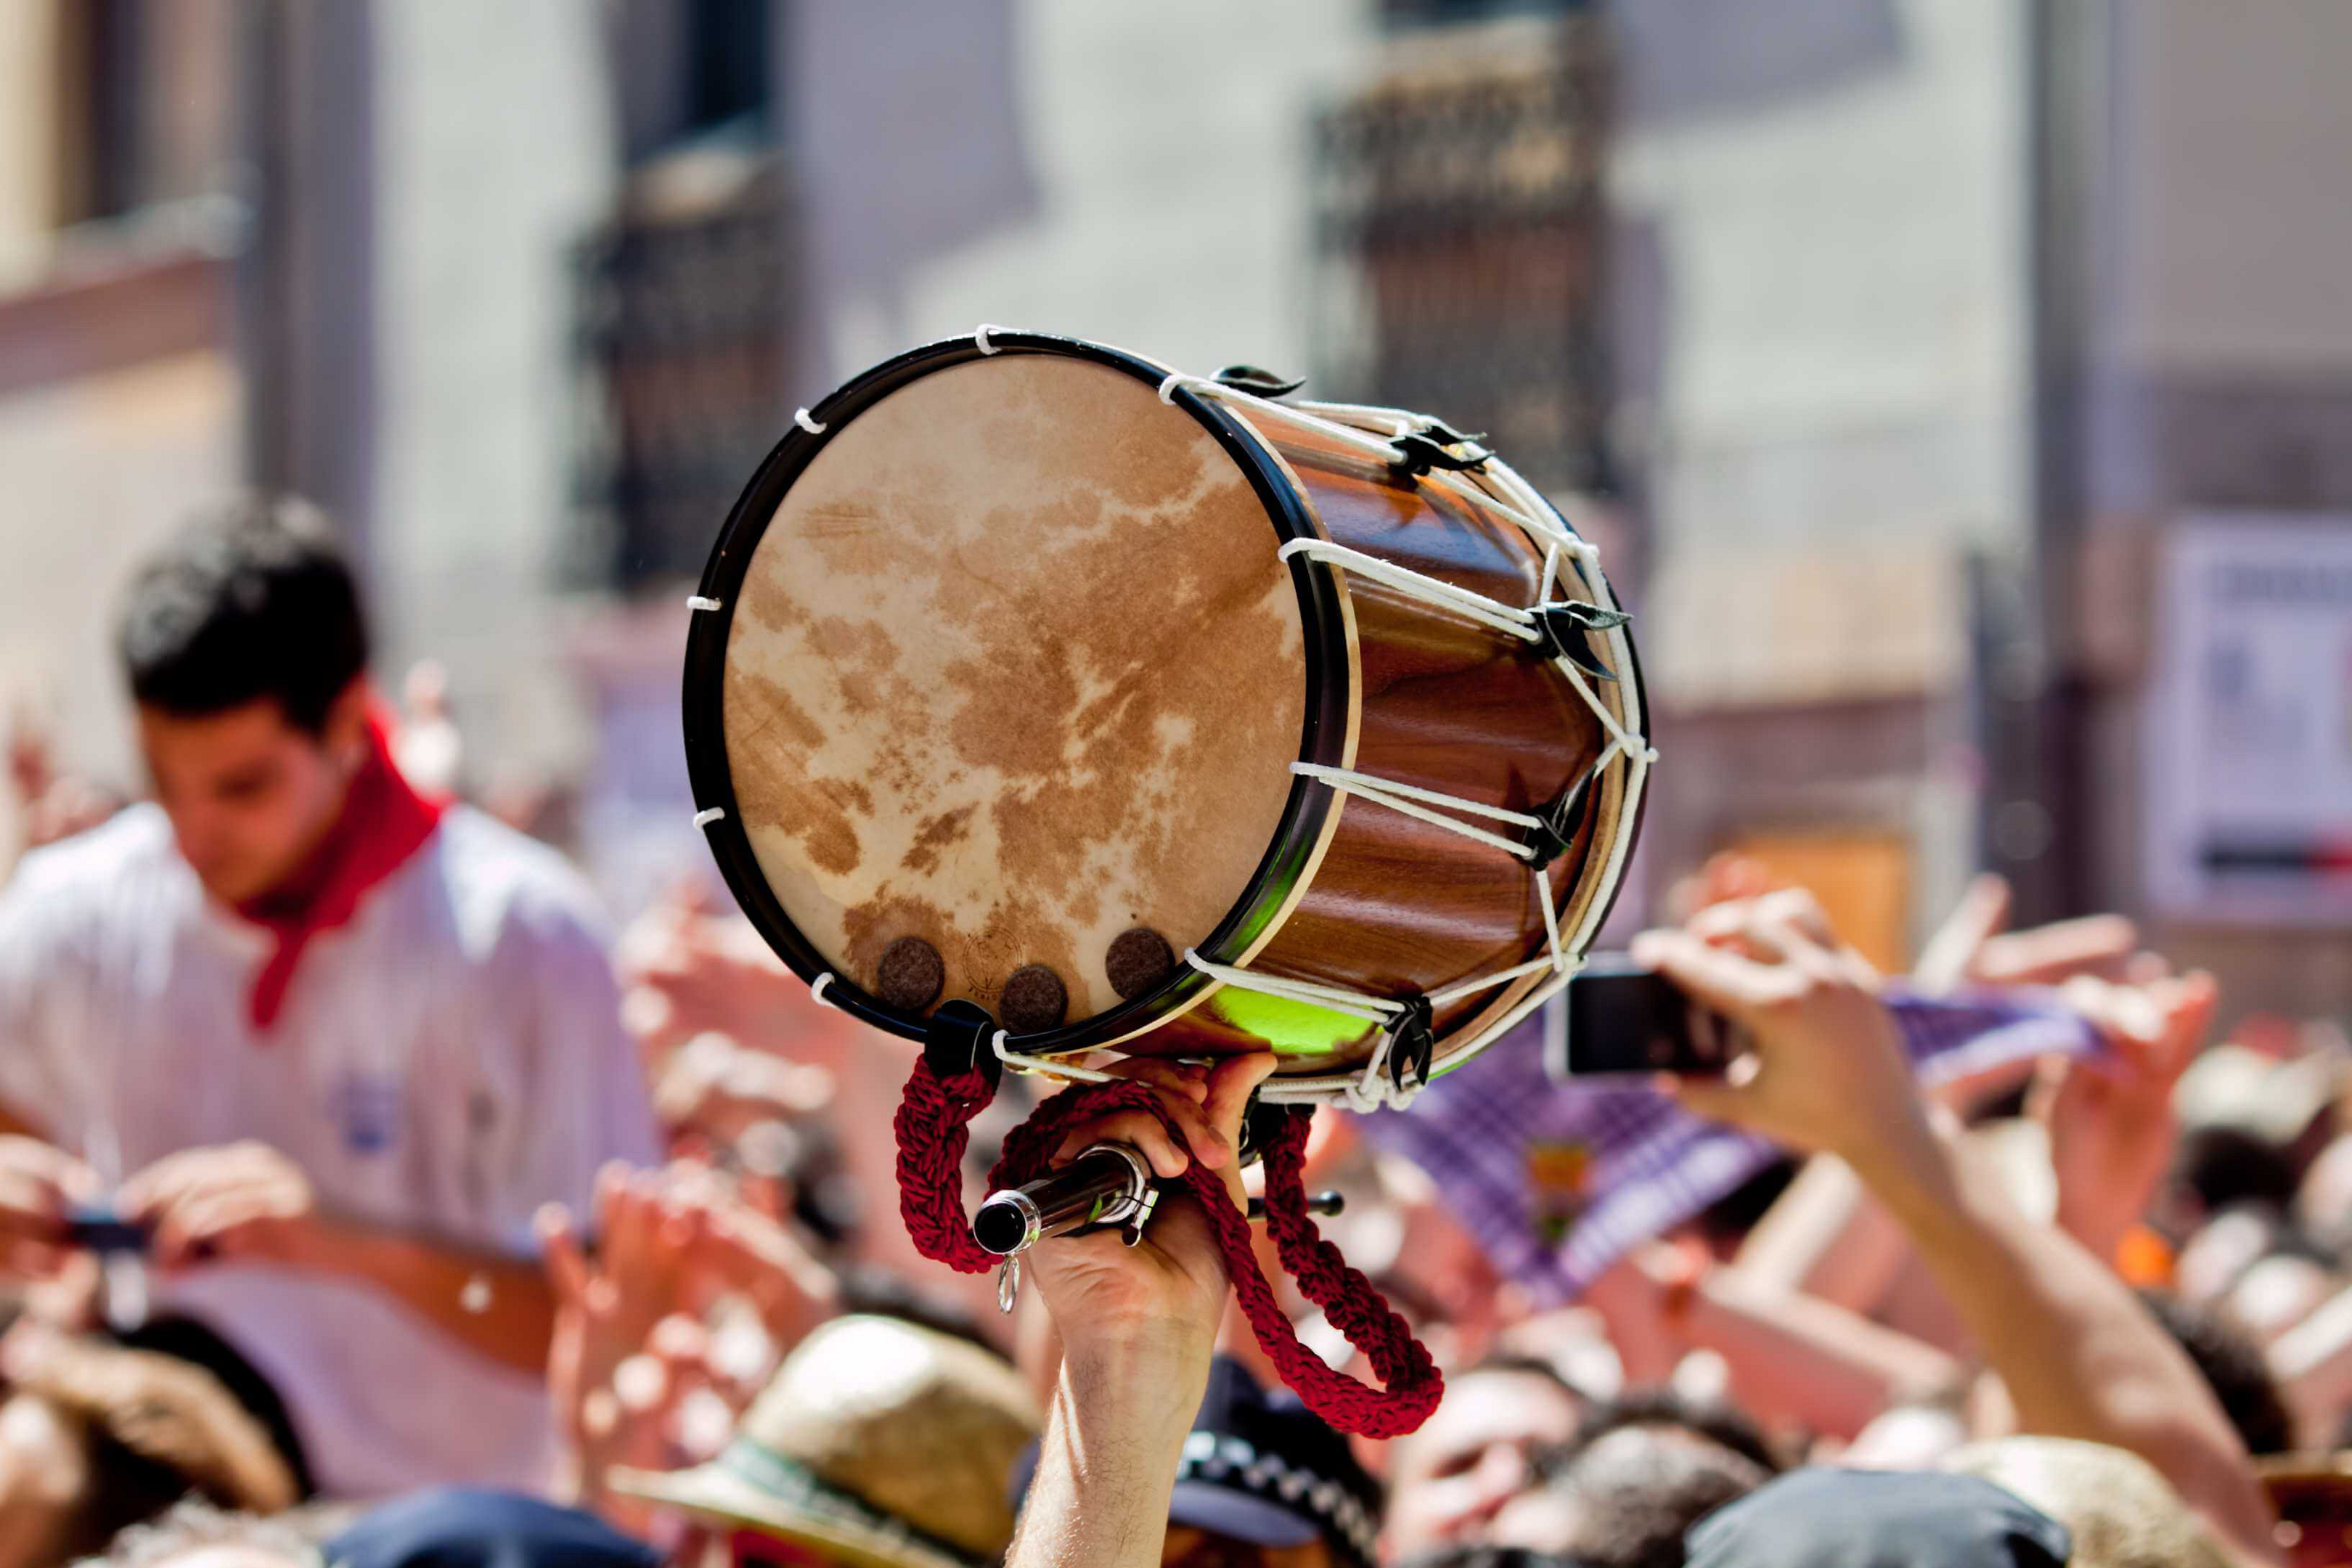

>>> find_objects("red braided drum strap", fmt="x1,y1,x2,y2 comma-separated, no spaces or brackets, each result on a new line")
893,1058,1444,1437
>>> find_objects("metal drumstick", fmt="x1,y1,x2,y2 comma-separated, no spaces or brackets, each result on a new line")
972,1143,1345,1256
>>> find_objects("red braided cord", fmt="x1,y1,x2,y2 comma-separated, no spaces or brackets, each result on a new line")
894,1059,1444,1437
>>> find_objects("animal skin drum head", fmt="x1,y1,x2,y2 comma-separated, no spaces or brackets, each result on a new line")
719,352,1312,1029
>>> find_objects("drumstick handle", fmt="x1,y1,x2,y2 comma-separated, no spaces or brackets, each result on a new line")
973,1144,1152,1256
971,1143,1344,1256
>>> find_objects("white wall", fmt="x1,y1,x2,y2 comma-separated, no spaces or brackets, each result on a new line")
370,0,616,783
1617,0,2031,711
2112,0,2352,379
796,0,1380,394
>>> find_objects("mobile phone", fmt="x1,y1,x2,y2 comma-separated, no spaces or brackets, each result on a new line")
61,1207,152,1256
1559,955,1744,1077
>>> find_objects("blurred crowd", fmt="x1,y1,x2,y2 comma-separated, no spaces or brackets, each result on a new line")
1,502,2350,1568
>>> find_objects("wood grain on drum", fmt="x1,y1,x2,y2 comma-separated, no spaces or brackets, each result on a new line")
1120,404,1614,1065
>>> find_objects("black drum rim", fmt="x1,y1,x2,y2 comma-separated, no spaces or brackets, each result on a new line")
682,329,1352,1048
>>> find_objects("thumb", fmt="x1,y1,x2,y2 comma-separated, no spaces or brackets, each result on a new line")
1656,1071,1750,1129
1912,874,2012,995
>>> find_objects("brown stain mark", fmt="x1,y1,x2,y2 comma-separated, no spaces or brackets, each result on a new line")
900,805,976,877
724,666,865,876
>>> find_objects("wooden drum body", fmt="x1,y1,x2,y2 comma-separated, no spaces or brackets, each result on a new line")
685,331,1650,1105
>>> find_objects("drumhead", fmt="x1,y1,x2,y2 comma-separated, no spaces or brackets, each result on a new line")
685,335,1349,1046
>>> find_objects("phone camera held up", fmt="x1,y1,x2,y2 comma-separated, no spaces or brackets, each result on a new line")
1553,954,1745,1079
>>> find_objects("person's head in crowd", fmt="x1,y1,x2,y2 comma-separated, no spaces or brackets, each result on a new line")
68,1498,320,1568
611,1315,1038,1568
1838,1398,1974,1473
2173,1202,2287,1304
1152,1357,1382,1568
1395,1551,1587,1568
1943,1437,2234,1568
323,1487,662,1568
2295,1131,2352,1260
2224,1249,2337,1344
1484,1392,1776,1568
2138,1290,2296,1455
1681,1468,2072,1568
1007,1356,1379,1568
1381,1356,1586,1559
114,497,374,905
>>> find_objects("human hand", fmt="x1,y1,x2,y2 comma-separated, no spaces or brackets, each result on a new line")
618,894,802,1056
1631,890,1931,1177
1024,1053,1278,1373
0,1136,98,1275
541,1163,713,1529
1912,874,2139,995
118,1142,317,1270
2035,971,2215,1260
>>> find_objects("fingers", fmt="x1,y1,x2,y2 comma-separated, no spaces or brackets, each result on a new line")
1201,1053,1279,1146
1094,1058,1226,1168
1055,1109,1189,1179
1654,1057,1761,1127
1976,913,2139,987
1686,889,1840,971
539,1204,589,1302
1913,873,2012,994
1629,928,1789,1024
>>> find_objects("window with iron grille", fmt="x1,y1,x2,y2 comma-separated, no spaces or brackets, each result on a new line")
568,162,795,590
1310,17,1612,497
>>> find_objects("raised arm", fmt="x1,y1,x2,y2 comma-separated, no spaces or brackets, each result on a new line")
1633,893,2277,1567
1007,1053,1277,1568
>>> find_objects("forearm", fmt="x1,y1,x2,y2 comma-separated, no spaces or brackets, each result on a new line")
1689,1265,1964,1440
2269,1287,2352,1449
298,1212,555,1376
1734,1155,1914,1312
1007,1331,1209,1568
1856,1118,2275,1563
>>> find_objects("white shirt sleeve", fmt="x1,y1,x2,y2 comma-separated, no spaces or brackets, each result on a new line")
478,891,663,1254
0,847,88,1140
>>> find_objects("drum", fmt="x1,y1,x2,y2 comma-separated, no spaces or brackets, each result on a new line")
683,329,1651,1108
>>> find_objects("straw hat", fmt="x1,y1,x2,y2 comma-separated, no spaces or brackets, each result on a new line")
611,1316,1040,1568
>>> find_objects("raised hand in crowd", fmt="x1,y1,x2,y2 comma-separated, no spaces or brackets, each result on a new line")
1634,891,2279,1567
0,1135,98,1281
539,1159,840,1536
1007,1051,1278,1568
2037,969,2216,1263
1909,872,2141,995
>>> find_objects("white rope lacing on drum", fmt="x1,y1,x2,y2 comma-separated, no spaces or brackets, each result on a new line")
1141,372,1657,1110
1275,539,1540,643
794,407,825,434
693,807,724,828
686,595,722,613
992,1031,1117,1085
1165,376,1582,554
1290,761,1540,861
809,972,837,1010
974,324,1003,356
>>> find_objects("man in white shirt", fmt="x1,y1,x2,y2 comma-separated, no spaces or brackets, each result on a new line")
0,501,659,1536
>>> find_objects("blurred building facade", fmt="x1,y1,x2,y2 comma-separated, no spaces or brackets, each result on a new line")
0,0,2345,1018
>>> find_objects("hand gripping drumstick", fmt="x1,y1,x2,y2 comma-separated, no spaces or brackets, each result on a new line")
897,1002,1440,1436
972,1137,1345,1257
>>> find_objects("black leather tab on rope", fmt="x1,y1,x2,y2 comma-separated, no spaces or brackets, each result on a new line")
921,999,1001,1094
1523,767,1598,870
1385,995,1437,1091
1213,364,1306,399
1388,429,1493,478
1533,600,1633,682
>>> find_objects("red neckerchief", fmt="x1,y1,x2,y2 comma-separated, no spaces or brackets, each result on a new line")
236,713,446,1032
